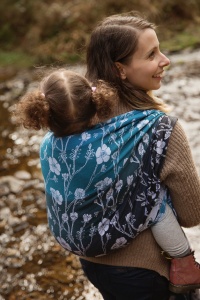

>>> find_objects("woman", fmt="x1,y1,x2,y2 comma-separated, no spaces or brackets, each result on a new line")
78,12,200,300
14,12,200,300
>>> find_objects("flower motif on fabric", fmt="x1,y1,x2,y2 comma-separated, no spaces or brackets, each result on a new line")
106,188,114,201
96,144,111,164
50,187,63,205
85,144,95,160
98,218,110,236
115,180,123,192
111,237,128,250
70,212,78,221
138,142,145,156
62,213,68,222
49,157,61,175
95,177,112,191
143,133,149,144
156,140,166,155
164,129,172,140
125,213,136,226
136,119,149,130
41,111,175,257
110,213,119,226
83,214,92,223
59,150,67,162
81,132,91,141
74,188,85,200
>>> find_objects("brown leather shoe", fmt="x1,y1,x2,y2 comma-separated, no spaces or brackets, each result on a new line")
169,251,200,294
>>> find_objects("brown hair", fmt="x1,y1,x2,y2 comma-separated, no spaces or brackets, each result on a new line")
86,12,169,112
14,69,119,137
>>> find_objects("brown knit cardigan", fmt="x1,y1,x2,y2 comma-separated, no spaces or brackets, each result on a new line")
81,121,200,280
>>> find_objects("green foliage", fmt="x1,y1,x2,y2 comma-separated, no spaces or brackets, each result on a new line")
1,0,200,67
0,51,36,69
161,31,200,52
0,24,15,45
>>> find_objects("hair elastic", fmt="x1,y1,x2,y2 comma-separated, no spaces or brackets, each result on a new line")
92,87,96,92
41,93,45,98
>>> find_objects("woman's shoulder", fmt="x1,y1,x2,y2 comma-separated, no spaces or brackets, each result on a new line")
160,119,194,176
160,119,200,227
166,119,192,151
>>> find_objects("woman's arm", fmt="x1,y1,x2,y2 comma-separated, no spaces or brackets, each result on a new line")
160,121,200,227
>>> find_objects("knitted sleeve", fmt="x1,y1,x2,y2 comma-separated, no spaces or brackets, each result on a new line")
160,121,200,227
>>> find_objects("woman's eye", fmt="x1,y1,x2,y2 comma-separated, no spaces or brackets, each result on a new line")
149,51,155,59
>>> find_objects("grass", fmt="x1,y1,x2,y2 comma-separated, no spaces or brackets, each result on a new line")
0,49,85,70
160,26,200,53
0,51,37,69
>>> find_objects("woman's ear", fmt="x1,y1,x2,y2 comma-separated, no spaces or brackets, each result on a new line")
115,62,126,80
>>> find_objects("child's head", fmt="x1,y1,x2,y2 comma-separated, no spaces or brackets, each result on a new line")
14,69,118,137
86,12,170,112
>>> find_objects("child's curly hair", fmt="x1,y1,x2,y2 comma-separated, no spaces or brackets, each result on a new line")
14,69,119,137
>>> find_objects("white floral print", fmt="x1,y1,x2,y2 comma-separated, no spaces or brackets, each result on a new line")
70,212,78,221
111,237,127,250
50,188,63,205
62,213,68,222
106,188,114,201
96,144,111,164
74,188,85,199
115,180,123,192
49,157,61,175
81,132,91,141
40,110,176,257
83,214,92,223
156,140,166,154
138,142,145,156
125,213,136,226
98,218,110,236
95,177,112,191
137,119,149,130
143,133,149,144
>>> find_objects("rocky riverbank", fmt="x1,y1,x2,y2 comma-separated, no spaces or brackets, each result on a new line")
0,49,200,299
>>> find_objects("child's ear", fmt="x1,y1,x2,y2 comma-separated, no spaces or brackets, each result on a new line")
115,62,126,80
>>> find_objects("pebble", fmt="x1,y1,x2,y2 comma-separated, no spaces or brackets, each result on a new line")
14,170,32,180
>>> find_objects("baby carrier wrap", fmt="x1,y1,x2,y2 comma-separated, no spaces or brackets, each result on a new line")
40,109,177,257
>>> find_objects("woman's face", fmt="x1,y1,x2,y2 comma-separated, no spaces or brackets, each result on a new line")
117,28,170,91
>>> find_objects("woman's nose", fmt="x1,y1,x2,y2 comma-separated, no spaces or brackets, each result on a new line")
159,53,170,67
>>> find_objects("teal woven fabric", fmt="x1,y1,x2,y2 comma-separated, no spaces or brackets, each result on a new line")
40,109,176,256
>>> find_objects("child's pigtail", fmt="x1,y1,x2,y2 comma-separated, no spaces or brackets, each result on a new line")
14,91,50,131
91,80,118,121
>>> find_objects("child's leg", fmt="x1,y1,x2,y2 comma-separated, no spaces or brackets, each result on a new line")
151,203,190,257
152,203,200,294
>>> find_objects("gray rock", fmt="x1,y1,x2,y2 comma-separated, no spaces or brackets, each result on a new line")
0,176,25,194
14,170,32,180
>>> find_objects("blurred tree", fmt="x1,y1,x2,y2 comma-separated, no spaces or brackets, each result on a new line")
0,0,200,65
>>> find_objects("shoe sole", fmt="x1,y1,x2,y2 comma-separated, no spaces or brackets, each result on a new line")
169,283,200,294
